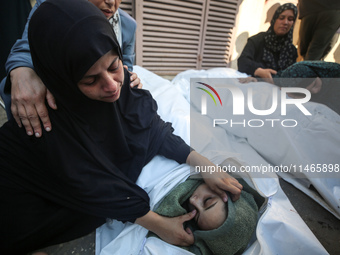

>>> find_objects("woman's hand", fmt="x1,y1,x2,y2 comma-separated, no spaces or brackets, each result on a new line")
254,67,277,84
186,151,243,202
124,65,143,89
10,67,57,137
201,170,242,202
238,77,258,84
136,210,196,246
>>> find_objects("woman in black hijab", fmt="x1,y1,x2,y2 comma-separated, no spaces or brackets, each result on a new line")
0,0,242,254
238,3,298,83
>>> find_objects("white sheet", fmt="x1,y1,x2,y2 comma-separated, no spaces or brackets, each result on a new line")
178,69,340,219
96,66,331,255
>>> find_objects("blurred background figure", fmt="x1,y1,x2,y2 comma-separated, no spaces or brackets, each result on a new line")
237,3,298,83
298,0,340,60
0,0,32,79
278,61,340,115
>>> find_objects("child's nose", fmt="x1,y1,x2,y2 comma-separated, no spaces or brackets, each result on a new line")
189,195,199,207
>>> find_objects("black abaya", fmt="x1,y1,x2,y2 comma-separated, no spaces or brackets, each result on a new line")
0,0,190,253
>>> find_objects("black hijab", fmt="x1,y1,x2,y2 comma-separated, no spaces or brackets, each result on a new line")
0,0,181,222
263,3,297,72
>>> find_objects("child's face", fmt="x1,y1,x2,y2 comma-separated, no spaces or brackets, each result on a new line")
188,183,227,230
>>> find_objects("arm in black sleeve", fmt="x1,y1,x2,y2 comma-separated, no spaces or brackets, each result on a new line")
41,123,151,223
237,34,265,76
158,129,192,164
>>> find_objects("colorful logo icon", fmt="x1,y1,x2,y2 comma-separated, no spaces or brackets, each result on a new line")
196,82,222,106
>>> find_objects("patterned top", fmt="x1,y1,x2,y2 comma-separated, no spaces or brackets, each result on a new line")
263,3,298,73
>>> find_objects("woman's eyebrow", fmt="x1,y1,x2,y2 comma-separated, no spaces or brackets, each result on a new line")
109,56,119,67
81,56,119,79
82,74,96,79
281,14,294,18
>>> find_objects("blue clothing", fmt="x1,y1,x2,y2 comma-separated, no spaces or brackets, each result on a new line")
0,0,136,116
119,9,136,71
5,0,136,72
0,0,31,79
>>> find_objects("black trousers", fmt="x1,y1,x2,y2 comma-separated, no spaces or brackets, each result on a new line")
0,179,105,255
299,10,340,60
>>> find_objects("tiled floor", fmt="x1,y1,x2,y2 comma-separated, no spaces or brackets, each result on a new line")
0,101,339,255
32,232,95,255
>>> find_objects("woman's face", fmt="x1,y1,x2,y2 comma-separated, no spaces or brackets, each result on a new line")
88,0,122,19
273,9,295,36
78,50,124,103
188,183,227,230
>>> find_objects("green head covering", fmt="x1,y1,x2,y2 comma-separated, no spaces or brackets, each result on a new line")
151,178,264,255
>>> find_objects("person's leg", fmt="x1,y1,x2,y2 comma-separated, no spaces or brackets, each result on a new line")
0,180,105,255
304,10,340,60
0,0,32,79
298,14,316,59
322,33,340,59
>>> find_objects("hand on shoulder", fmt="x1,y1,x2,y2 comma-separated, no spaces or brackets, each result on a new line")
10,67,57,137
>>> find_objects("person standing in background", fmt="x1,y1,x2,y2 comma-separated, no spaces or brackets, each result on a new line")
237,3,298,83
298,0,340,60
0,0,140,140
0,0,32,79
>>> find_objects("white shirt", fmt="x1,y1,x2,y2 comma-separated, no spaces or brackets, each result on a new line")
109,11,122,48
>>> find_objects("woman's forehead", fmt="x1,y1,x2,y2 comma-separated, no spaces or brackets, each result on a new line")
83,50,120,75
279,9,294,16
